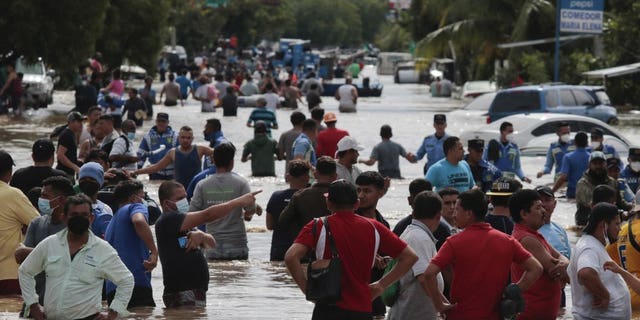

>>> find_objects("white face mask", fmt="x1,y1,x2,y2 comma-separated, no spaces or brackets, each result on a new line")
506,133,515,143
175,198,190,214
560,134,571,143
590,141,601,149
630,161,640,172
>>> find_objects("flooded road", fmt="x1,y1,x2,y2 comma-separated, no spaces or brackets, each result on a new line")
1,76,640,319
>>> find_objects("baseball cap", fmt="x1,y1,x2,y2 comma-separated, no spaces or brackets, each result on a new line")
434,114,446,124
0,150,15,173
67,111,85,122
534,186,554,198
326,179,358,206
606,157,621,169
486,177,521,196
589,151,606,162
336,136,365,153
79,162,105,186
32,139,55,160
156,112,169,121
583,202,619,234
323,112,337,123
468,139,485,151
591,127,604,138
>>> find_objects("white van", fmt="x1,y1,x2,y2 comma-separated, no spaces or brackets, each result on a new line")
377,52,412,75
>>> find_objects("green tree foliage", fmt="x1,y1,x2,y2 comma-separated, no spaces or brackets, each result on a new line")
289,0,362,47
375,23,412,52
96,0,171,75
218,0,295,47
0,0,109,83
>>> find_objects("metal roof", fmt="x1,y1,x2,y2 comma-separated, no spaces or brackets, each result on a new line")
582,62,640,79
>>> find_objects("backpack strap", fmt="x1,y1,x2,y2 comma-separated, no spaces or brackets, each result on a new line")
323,217,339,259
313,218,328,261
364,218,381,268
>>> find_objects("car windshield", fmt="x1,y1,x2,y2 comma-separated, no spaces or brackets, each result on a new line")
594,90,611,105
466,81,495,91
464,92,496,111
492,91,540,112
16,59,44,76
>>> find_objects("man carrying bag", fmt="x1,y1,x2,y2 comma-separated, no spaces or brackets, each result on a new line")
285,179,418,319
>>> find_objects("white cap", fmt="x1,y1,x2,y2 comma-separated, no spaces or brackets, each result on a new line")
336,136,364,153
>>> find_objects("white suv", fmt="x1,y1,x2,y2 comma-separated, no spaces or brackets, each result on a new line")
16,57,54,109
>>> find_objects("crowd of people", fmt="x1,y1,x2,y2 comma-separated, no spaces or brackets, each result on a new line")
3,59,640,320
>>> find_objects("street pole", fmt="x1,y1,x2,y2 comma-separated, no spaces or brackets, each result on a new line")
554,1,560,82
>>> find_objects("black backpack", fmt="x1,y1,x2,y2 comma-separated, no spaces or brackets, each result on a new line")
101,135,130,158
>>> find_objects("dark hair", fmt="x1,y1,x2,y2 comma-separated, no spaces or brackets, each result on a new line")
315,156,336,176
180,125,193,133
302,119,317,132
575,131,588,148
592,184,616,205
508,189,541,223
437,187,460,198
557,121,570,129
129,88,138,95
310,107,325,120
500,121,513,133
32,139,55,162
413,191,443,219
584,202,620,235
213,142,236,168
87,106,102,115
380,125,392,139
409,178,433,196
355,171,385,190
443,136,460,155
113,180,144,204
158,180,183,203
64,194,93,216
287,159,311,177
86,149,109,164
226,86,234,94
215,74,223,81
42,176,75,197
290,111,306,126
285,79,292,86
112,69,121,80
265,82,274,91
458,189,488,220
168,73,175,81
206,118,222,131
98,114,114,122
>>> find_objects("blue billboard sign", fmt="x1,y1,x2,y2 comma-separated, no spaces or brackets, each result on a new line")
560,0,605,34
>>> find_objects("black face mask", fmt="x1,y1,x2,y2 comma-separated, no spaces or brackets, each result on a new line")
67,215,90,235
591,168,608,181
79,181,100,196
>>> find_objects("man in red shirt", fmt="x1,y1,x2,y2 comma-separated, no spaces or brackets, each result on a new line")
315,112,349,157
508,189,568,320
424,189,542,320
285,180,417,319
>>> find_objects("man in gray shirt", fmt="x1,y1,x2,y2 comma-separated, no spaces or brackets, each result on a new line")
360,125,416,178
277,111,305,172
14,176,75,305
189,143,257,260
388,191,444,320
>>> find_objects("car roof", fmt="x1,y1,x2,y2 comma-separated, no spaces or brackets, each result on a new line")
499,84,604,92
485,113,604,131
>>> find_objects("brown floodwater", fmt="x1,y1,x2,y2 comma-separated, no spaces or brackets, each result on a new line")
1,76,640,319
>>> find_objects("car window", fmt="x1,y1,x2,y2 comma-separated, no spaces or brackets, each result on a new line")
545,90,559,108
559,89,576,106
594,90,611,105
464,92,496,111
491,91,540,112
531,121,560,136
576,121,617,137
572,89,596,106
16,59,45,76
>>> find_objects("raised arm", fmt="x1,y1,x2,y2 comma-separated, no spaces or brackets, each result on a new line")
180,190,260,232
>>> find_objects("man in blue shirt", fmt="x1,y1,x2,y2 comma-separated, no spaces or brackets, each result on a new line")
552,131,590,199
589,128,620,167
416,114,450,174
621,147,640,194
136,113,179,180
465,138,502,192
105,180,158,307
484,121,531,183
537,121,575,179
246,98,278,137
607,157,635,204
292,119,318,167
426,136,475,192
175,69,191,100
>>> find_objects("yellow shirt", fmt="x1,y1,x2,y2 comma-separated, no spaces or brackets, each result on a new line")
0,181,39,280
618,218,640,309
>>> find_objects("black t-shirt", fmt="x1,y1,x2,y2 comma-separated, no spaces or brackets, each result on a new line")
222,94,238,116
55,128,78,175
306,92,322,109
124,97,147,126
393,214,451,250
485,214,514,235
10,166,68,196
266,188,298,261
155,211,209,292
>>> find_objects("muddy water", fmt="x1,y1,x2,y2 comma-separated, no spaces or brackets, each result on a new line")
1,76,640,319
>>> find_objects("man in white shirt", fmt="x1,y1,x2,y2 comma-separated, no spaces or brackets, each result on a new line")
388,191,444,320
19,195,134,320
263,83,280,113
569,202,631,319
335,77,358,112
109,120,138,171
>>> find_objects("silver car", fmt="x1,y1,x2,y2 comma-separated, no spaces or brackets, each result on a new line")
16,57,54,109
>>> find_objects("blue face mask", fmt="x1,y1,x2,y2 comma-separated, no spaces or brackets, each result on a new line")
174,198,190,214
127,132,136,141
38,197,57,215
